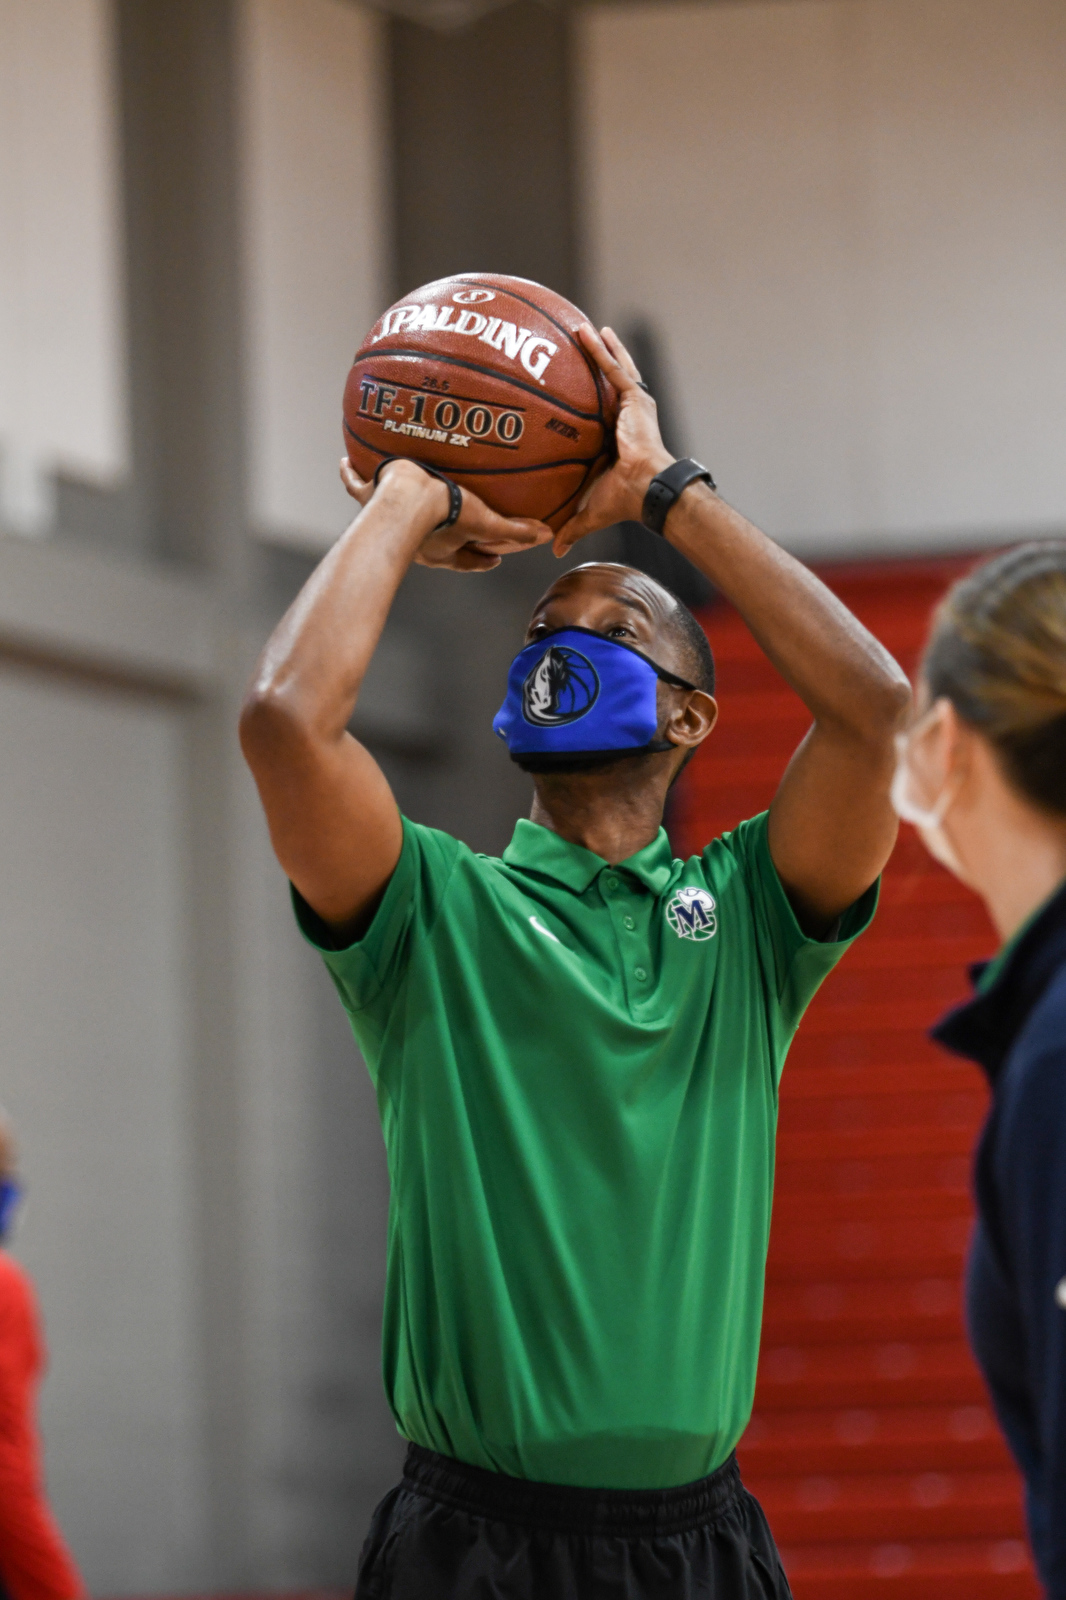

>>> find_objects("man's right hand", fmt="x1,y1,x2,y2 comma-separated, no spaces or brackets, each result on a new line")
340,457,550,572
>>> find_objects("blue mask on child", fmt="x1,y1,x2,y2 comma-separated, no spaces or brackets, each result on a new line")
493,626,696,771
0,1179,22,1242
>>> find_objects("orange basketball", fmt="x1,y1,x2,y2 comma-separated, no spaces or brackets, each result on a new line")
343,273,618,531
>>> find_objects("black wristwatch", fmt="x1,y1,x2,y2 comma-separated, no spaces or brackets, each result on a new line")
641,458,716,537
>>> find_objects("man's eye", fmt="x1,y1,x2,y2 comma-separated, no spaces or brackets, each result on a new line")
607,625,632,638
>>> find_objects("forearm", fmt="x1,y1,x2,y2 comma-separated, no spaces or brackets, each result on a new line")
663,483,909,734
239,456,547,930
562,321,906,736
242,464,444,749
558,323,906,922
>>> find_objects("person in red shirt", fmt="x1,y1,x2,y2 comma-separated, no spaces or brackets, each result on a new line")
0,1113,83,1600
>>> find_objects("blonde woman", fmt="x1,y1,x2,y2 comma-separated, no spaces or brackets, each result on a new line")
893,544,1066,1596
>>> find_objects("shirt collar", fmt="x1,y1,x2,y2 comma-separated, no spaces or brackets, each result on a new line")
502,818,678,896
930,877,1066,1083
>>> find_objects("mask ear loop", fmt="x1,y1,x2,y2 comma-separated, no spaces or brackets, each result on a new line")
529,626,698,693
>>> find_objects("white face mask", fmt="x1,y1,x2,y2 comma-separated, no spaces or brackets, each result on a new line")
890,705,965,878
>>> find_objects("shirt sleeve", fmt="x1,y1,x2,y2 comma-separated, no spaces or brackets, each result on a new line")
0,1259,85,1600
995,1038,1066,1595
715,810,878,1045
291,817,462,1033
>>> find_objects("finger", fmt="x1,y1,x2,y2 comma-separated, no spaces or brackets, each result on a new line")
467,533,546,558
415,546,500,572
453,546,502,572
461,494,553,549
480,519,552,549
553,459,613,553
551,506,598,558
599,326,643,385
575,323,640,397
339,457,373,503
483,524,553,553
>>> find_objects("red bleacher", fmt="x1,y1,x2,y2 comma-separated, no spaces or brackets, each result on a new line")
673,558,1040,1600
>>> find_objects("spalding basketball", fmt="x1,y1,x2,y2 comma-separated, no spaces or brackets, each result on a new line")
343,274,618,530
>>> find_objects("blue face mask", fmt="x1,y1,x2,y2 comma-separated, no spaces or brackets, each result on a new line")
493,626,696,772
0,1178,22,1242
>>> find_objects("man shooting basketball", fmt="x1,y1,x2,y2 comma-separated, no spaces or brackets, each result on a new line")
240,325,909,1599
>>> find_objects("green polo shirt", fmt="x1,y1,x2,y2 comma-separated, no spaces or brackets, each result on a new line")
294,809,876,1489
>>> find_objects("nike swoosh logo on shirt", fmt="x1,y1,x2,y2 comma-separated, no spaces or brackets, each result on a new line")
529,915,561,944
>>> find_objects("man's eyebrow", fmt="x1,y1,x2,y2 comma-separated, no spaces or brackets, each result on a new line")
530,586,658,623
601,589,656,619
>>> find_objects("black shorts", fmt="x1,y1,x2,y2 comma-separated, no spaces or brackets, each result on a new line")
355,1443,792,1599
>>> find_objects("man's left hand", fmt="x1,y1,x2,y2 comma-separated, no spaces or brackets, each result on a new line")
552,325,674,557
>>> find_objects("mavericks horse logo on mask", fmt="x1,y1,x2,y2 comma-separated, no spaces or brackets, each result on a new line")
666,887,717,942
522,645,600,726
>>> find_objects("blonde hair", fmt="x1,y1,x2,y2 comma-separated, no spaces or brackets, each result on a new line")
923,542,1066,815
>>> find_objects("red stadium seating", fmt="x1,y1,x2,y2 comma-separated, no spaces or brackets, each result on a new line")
673,558,1040,1600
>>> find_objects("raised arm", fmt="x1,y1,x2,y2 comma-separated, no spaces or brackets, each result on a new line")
556,326,911,933
240,459,549,938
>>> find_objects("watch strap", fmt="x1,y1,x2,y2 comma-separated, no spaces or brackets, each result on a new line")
373,456,462,530
641,457,716,537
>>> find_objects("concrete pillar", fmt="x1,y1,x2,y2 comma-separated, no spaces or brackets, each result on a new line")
387,0,707,629
388,0,579,302
117,1,253,1578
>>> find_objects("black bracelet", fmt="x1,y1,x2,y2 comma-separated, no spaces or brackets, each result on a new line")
373,457,462,531
641,458,716,537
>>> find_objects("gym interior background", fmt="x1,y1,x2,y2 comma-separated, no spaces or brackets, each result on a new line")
0,0,1063,1592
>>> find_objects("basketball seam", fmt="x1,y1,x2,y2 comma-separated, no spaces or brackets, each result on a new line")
542,469,595,526
459,277,606,428
358,348,605,427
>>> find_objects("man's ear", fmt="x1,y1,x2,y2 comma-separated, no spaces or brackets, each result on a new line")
668,691,718,751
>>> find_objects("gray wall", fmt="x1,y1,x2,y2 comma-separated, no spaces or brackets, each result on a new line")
580,0,1066,556
0,665,203,1587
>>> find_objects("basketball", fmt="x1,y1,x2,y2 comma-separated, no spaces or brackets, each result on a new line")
342,274,618,530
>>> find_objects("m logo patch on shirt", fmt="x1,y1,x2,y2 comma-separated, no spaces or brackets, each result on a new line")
666,887,717,942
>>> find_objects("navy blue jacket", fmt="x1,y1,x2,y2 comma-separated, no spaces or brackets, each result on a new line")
933,881,1066,1596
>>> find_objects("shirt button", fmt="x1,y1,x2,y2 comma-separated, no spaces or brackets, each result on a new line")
605,875,618,891
634,965,647,981
623,915,636,931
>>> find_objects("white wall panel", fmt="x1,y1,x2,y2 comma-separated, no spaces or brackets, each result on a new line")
579,0,1066,556
0,669,206,1589
240,0,386,551
0,0,127,534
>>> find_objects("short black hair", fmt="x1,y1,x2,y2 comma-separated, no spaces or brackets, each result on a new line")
662,590,715,695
